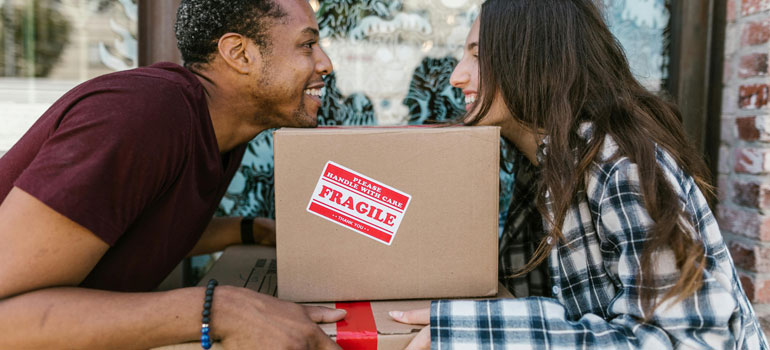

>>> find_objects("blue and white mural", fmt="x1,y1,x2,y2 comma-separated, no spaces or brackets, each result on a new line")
218,0,670,238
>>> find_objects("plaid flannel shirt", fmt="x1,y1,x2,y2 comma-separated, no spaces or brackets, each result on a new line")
430,125,768,349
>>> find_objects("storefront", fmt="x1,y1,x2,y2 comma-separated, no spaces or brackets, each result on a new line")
0,0,725,285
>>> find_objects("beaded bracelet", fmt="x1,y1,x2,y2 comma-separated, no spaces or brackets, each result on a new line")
201,279,218,350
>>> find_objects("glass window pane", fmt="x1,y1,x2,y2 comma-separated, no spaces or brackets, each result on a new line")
604,0,670,91
221,0,673,235
0,0,137,153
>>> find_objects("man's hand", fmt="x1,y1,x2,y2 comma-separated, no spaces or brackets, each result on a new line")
389,308,430,350
216,286,345,350
251,217,275,246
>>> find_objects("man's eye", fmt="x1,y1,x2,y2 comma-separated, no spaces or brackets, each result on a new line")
304,41,316,49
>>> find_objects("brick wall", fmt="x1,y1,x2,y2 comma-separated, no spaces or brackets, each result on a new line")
722,0,770,333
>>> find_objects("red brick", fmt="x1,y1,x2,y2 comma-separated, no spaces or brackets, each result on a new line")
739,53,769,78
737,274,770,303
741,273,756,301
719,175,729,202
738,115,770,141
743,0,770,16
739,84,770,109
742,20,770,46
733,180,762,207
731,179,770,209
717,205,770,240
757,279,770,303
758,116,770,142
729,0,738,21
734,148,770,173
729,241,770,273
731,242,758,270
737,116,761,140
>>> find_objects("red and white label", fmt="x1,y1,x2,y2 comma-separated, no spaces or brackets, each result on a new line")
306,161,411,245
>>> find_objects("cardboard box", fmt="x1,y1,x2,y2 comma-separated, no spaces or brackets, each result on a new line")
153,246,513,350
274,126,501,302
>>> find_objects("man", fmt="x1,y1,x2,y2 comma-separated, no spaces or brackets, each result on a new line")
0,0,344,348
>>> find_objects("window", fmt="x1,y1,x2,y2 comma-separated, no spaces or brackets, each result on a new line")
0,0,137,153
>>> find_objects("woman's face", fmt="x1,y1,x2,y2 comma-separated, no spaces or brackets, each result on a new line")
450,18,510,126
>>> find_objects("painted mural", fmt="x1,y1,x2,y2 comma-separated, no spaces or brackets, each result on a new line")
218,0,670,238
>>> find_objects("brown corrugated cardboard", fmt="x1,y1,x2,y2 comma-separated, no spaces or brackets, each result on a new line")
273,126,501,302
152,246,512,350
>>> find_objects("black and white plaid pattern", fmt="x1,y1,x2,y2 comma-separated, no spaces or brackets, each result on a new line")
430,126,768,349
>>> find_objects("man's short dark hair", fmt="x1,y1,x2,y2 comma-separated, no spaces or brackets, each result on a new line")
174,0,287,68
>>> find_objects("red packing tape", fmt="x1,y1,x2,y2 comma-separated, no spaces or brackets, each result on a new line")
335,301,377,350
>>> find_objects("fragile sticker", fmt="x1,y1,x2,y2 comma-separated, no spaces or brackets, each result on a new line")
307,161,411,245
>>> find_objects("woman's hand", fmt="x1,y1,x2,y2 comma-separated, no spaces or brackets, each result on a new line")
389,308,430,350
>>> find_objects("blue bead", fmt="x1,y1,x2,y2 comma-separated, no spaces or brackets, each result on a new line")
201,334,210,343
201,342,212,350
201,327,209,334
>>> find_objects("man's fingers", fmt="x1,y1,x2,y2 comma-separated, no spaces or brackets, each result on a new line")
389,307,430,325
304,305,347,323
314,327,343,350
405,326,431,350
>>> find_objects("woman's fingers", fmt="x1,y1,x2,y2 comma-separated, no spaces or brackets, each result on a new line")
389,307,430,325
405,326,431,350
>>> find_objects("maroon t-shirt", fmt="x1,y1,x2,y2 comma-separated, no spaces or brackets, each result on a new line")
0,62,245,292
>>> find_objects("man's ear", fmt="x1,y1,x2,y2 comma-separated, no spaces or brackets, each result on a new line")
217,33,261,74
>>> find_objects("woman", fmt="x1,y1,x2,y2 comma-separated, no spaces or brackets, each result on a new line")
390,0,767,348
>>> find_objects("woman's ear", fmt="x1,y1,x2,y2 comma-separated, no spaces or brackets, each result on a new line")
217,33,262,75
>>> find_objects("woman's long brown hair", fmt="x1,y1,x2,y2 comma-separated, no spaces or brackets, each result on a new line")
471,0,714,318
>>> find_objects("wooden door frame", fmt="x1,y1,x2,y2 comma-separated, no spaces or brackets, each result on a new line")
137,0,182,66
667,0,726,182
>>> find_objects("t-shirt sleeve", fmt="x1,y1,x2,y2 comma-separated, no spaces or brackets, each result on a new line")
15,79,192,245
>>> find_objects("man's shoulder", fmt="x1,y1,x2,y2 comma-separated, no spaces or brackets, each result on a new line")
64,63,204,130
85,62,202,100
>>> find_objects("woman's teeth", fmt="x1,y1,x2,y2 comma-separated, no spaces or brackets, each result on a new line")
465,95,477,105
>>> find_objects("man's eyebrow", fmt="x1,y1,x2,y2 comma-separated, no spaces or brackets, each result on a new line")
302,27,320,38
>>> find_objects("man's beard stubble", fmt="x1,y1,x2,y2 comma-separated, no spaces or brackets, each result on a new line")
256,61,317,128
291,98,318,128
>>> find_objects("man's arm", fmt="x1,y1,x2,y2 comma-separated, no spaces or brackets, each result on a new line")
187,216,276,257
0,187,342,349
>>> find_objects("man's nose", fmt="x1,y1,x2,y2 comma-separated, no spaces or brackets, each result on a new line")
316,47,333,75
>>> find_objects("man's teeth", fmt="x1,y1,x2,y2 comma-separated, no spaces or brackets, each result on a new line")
304,88,324,97
465,95,477,105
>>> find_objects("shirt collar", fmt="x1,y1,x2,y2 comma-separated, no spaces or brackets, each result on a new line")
535,122,594,165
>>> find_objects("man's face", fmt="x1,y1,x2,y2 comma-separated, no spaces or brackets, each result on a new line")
250,0,333,128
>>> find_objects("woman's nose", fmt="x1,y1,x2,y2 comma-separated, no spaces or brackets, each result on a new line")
449,62,469,88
